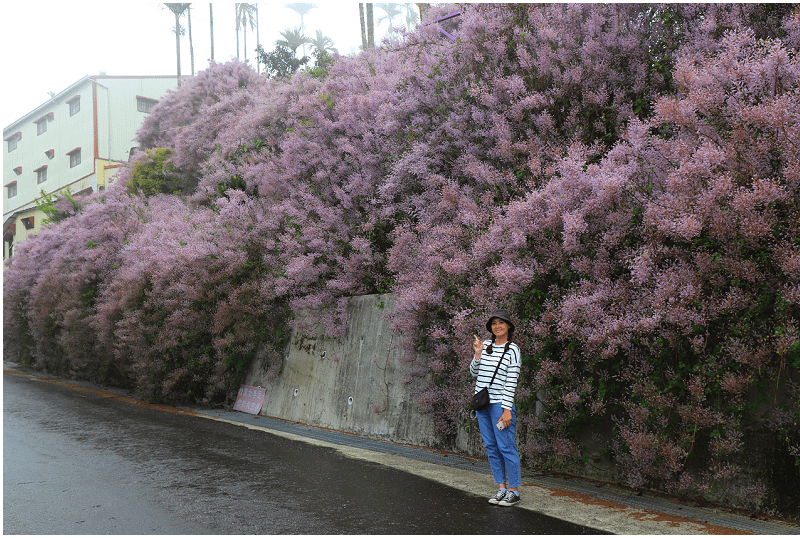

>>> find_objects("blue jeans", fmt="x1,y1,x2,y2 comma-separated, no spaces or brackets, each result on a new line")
476,401,521,489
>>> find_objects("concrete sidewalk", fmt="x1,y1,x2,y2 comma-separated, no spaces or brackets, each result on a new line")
192,407,800,535
5,363,799,534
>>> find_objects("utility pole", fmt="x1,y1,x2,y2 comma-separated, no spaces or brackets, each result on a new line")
210,3,215,60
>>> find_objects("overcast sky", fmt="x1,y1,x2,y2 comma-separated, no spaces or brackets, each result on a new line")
1,2,410,128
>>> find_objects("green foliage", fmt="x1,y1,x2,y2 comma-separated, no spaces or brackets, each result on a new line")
257,44,309,79
37,188,81,225
306,49,336,80
215,174,249,201
126,148,187,196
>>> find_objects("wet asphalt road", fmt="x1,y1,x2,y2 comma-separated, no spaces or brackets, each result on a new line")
4,370,603,535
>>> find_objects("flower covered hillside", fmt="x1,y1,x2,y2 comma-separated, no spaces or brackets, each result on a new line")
4,3,799,511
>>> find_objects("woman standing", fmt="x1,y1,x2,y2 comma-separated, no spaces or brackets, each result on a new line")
470,309,522,506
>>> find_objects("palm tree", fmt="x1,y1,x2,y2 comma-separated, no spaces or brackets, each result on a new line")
359,4,367,49
164,3,191,86
236,3,258,61
309,29,336,55
367,3,374,47
358,3,375,49
403,3,420,29
276,27,311,56
376,3,403,35
284,4,318,57
234,4,239,59
285,3,318,32
255,4,260,73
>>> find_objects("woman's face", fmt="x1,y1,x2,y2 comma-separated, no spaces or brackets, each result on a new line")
491,318,510,339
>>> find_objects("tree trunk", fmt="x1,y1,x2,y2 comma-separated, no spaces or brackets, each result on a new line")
174,12,182,86
417,3,428,22
300,14,306,58
235,4,240,59
209,3,214,61
188,4,195,75
359,3,367,49
366,3,374,48
256,4,260,73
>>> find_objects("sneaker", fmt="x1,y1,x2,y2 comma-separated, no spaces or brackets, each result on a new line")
488,489,507,505
498,490,521,506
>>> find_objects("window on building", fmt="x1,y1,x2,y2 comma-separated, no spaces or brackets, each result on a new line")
136,96,158,113
36,166,48,184
6,182,17,198
68,148,81,168
68,96,80,116
5,132,21,152
34,113,53,135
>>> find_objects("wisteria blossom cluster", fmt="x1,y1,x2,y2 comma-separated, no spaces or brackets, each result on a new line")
4,3,799,507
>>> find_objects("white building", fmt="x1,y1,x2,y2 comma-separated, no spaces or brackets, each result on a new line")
3,75,179,261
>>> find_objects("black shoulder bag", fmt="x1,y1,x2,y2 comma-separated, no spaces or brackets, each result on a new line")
470,347,508,411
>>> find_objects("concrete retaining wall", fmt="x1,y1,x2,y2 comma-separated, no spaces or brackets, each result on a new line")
244,294,458,449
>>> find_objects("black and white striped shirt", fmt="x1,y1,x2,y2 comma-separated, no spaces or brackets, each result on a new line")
470,340,521,410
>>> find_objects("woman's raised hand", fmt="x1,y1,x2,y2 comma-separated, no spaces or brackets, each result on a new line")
473,334,482,359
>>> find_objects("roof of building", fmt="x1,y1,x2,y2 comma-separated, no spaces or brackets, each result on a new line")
3,75,179,133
